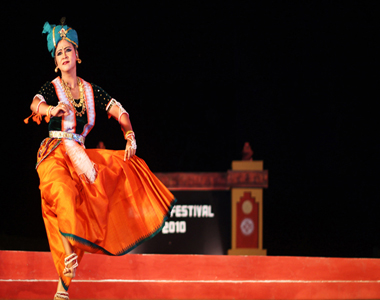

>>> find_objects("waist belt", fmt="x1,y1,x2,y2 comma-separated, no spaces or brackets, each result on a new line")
49,131,85,145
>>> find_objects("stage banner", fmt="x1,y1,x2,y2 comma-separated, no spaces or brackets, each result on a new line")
130,191,231,255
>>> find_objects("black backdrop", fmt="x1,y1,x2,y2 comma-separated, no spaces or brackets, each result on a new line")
1,1,379,258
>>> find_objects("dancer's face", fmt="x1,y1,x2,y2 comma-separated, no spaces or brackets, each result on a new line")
55,40,77,73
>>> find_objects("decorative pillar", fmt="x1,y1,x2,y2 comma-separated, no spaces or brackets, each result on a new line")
228,161,267,255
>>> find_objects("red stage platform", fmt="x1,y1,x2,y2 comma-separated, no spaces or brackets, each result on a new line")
1,250,380,299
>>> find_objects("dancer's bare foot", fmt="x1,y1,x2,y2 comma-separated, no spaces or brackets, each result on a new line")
54,279,69,299
54,291,69,300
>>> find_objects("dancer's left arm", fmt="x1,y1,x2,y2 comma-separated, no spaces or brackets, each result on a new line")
108,105,137,161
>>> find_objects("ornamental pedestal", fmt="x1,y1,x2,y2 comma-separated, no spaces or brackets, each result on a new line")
228,161,267,256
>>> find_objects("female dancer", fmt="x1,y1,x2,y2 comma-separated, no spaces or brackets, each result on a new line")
26,19,175,300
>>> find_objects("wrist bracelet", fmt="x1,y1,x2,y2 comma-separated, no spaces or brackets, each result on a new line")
47,106,54,118
124,130,135,140
44,105,54,123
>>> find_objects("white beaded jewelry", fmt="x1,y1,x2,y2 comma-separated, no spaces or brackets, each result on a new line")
106,99,129,124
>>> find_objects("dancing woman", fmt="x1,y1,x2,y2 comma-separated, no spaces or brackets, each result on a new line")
26,19,175,300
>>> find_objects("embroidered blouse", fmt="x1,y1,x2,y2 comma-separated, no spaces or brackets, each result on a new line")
36,81,112,135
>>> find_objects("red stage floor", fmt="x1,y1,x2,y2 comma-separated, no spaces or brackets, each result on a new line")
0,250,380,299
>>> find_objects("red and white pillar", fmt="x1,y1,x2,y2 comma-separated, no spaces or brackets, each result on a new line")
228,161,267,255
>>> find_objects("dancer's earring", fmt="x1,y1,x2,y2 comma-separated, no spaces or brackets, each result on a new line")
76,50,82,64
55,66,59,73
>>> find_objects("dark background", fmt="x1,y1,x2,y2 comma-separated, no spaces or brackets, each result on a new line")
1,1,379,258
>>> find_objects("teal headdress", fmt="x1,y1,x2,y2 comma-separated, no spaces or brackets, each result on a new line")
42,18,79,57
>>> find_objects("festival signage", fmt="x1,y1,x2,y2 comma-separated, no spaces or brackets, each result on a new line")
130,162,268,255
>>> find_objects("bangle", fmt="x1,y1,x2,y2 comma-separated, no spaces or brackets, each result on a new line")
47,106,54,118
124,130,135,140
44,105,54,123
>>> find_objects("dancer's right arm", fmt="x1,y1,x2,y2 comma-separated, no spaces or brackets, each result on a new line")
30,96,70,117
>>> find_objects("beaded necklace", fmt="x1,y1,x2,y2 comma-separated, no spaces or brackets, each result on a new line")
62,78,87,117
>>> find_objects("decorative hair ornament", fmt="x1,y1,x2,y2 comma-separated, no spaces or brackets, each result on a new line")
42,17,79,57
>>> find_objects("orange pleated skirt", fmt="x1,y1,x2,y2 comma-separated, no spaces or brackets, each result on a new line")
37,141,175,290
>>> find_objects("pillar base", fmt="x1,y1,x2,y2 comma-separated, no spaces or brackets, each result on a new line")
228,248,267,256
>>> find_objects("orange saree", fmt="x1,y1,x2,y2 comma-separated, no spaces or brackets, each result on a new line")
37,139,175,290
30,77,175,291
